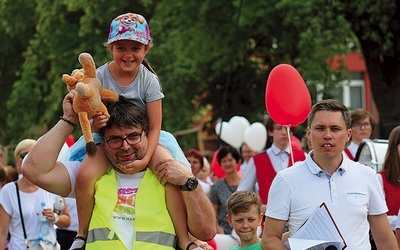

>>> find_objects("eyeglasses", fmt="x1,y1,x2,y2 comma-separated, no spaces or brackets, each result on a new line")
19,152,29,159
352,122,371,129
104,131,143,149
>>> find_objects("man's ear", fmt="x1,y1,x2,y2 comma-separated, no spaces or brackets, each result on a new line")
346,128,352,142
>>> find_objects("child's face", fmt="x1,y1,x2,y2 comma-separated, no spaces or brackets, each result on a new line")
109,40,149,73
226,205,263,246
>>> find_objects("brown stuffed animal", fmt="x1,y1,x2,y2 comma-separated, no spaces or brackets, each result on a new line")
62,52,119,156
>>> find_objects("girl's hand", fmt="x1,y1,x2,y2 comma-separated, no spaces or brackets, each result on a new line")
118,159,148,174
92,112,109,131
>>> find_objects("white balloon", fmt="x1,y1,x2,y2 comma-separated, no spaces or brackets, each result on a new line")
244,122,267,152
229,116,250,132
215,116,250,149
229,116,250,146
219,122,241,148
215,121,222,135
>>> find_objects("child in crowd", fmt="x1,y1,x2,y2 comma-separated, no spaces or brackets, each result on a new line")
70,12,194,250
344,108,375,160
226,190,263,250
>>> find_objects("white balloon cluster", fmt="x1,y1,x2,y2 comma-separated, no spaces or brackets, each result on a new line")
215,116,267,152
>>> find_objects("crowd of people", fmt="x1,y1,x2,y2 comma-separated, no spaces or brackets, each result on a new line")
1,10,400,250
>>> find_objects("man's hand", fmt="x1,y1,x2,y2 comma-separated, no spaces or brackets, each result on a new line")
62,90,79,124
152,159,192,186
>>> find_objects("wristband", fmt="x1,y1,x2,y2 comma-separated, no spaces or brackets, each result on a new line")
185,242,198,250
52,213,59,224
59,116,77,129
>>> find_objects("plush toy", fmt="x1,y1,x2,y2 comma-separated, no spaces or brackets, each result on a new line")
62,52,119,156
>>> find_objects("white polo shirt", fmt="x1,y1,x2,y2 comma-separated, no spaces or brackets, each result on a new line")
266,151,387,249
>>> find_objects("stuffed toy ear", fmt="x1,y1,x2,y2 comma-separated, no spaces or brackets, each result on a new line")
62,69,85,92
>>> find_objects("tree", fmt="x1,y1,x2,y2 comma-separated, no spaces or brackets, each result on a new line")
151,0,354,136
1,0,157,144
1,0,398,150
0,0,37,143
341,1,400,138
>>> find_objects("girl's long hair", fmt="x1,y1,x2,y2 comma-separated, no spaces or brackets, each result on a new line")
382,126,400,184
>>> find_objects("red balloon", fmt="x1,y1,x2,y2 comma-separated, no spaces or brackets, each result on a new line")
265,64,311,127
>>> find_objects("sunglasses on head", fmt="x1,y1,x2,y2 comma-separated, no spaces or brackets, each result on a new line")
19,152,29,159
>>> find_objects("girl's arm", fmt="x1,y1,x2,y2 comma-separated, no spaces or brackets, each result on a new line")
144,99,162,162
121,100,162,172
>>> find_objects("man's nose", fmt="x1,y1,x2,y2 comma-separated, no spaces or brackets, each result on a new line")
323,129,333,139
121,139,131,149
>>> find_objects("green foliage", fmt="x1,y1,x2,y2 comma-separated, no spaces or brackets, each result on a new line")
1,0,398,147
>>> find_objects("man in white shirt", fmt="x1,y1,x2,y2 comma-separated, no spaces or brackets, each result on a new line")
262,99,397,249
22,92,216,249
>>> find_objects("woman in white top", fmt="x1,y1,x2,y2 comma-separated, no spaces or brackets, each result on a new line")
0,139,71,249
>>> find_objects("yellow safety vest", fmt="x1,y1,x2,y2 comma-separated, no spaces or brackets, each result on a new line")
86,167,177,249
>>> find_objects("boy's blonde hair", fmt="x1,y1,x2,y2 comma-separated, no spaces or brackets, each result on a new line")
227,190,262,216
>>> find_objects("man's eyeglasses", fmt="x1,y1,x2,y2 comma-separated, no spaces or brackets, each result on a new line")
104,132,143,149
19,152,29,159
352,122,371,129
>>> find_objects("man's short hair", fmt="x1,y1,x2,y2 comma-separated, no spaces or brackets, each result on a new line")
99,97,149,137
264,117,276,132
307,99,351,129
227,190,262,216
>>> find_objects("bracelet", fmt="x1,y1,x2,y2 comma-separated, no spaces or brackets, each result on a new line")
52,213,59,224
185,242,198,250
59,116,77,129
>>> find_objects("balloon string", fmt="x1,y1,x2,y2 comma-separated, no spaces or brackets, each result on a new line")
285,125,294,165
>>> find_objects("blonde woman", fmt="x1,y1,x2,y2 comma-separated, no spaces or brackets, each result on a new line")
0,139,70,249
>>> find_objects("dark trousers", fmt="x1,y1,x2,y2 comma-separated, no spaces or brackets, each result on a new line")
56,229,77,250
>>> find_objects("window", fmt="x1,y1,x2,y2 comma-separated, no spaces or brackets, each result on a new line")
342,79,364,110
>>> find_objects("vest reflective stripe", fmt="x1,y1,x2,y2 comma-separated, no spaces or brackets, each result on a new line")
87,228,118,243
87,228,175,247
136,231,177,247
